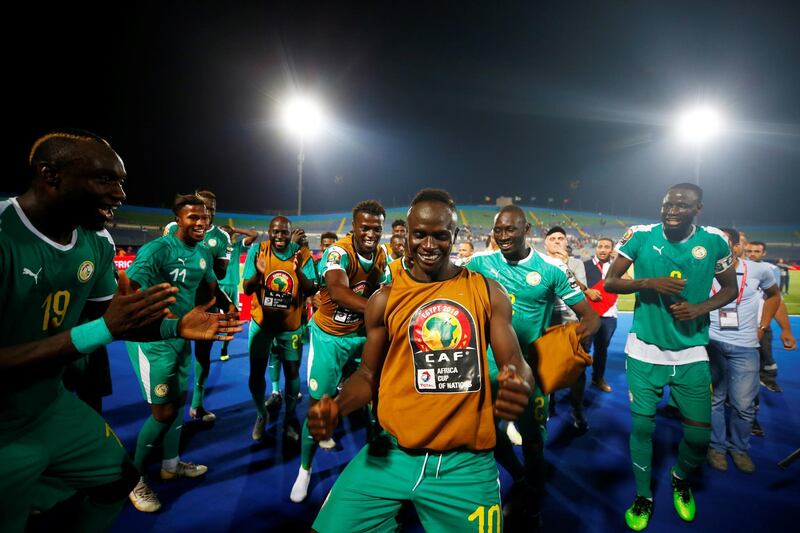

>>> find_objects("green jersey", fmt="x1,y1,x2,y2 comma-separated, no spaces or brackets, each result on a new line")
219,238,251,288
466,248,584,347
165,222,231,279
617,223,732,353
126,234,217,318
0,198,117,435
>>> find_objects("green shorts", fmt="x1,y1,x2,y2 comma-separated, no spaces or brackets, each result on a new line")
0,388,136,530
220,283,239,308
307,318,366,400
625,356,711,423
313,433,501,533
248,320,303,362
126,338,191,404
487,346,548,444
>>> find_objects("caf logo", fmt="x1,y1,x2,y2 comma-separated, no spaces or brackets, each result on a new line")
409,299,474,352
77,260,95,282
526,271,542,286
692,246,707,259
266,271,294,293
327,249,342,264
155,384,169,397
208,238,218,248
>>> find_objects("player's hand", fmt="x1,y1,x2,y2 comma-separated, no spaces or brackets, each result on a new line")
256,257,267,275
178,297,245,341
646,276,687,295
669,301,704,321
291,228,307,245
104,271,178,338
494,365,532,421
781,331,797,350
308,396,341,440
584,288,603,302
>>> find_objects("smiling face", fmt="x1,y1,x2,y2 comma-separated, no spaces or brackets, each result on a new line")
58,142,127,231
269,217,291,253
661,187,701,234
493,209,530,260
352,210,384,256
175,203,209,245
407,200,457,277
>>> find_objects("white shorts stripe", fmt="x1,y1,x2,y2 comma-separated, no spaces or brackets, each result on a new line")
138,344,153,403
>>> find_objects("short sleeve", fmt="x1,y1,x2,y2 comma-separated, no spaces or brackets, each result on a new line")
616,226,643,262
126,241,164,289
88,229,117,301
242,243,259,280
319,245,351,279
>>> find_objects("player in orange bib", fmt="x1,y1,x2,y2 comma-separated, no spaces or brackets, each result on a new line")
308,189,534,532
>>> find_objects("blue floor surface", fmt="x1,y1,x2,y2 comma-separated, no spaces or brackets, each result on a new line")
104,314,800,532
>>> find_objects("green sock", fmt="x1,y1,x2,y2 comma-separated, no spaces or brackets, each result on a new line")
162,415,183,461
285,377,300,424
251,373,267,418
268,358,281,393
630,413,656,498
191,358,209,410
300,419,318,470
134,416,169,472
676,423,710,478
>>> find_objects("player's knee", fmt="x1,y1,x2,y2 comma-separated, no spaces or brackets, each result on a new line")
630,412,655,439
151,404,177,423
682,420,711,449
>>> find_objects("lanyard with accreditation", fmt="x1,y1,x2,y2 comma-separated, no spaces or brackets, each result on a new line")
711,261,747,331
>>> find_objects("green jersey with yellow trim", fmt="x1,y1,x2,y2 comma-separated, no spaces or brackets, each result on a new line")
126,234,217,318
616,223,732,351
0,197,117,436
466,248,584,346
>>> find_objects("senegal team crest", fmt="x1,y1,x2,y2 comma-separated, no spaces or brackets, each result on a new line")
408,299,481,394
208,238,218,248
77,260,94,282
199,258,207,270
692,246,707,259
155,384,169,398
266,270,294,293
526,271,542,286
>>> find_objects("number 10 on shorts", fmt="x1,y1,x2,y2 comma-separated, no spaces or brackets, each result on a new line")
468,504,500,532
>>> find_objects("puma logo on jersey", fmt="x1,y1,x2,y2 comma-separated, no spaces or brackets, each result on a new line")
652,245,664,255
177,258,186,265
633,462,648,472
23,267,42,284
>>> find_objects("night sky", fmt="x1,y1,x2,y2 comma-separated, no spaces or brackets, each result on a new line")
7,1,800,225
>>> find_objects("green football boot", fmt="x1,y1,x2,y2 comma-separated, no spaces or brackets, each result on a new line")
625,496,654,531
671,468,696,521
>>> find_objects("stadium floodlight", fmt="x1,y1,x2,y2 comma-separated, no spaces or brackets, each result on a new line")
675,105,724,146
674,104,726,186
280,95,327,215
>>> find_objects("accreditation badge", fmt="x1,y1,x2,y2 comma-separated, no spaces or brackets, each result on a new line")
719,307,740,331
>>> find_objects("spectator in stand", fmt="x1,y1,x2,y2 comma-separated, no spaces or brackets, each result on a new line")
583,238,618,393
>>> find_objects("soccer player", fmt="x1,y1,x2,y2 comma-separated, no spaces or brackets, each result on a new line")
243,217,316,442
466,206,599,528
218,223,258,361
308,189,534,532
290,200,387,503
165,189,231,421
605,183,738,530
0,130,240,531
125,194,238,512
386,233,406,263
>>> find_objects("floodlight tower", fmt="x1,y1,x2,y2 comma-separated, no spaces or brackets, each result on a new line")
675,105,725,186
281,96,325,215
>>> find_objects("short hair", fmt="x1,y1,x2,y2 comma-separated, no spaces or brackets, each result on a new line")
390,234,405,243
546,226,566,237
29,129,109,167
173,193,207,215
720,227,740,245
352,200,386,220
409,188,458,227
391,219,407,229
195,190,216,201
668,182,703,203
597,237,614,246
321,231,338,241
269,215,290,227
749,240,766,251
460,241,475,251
